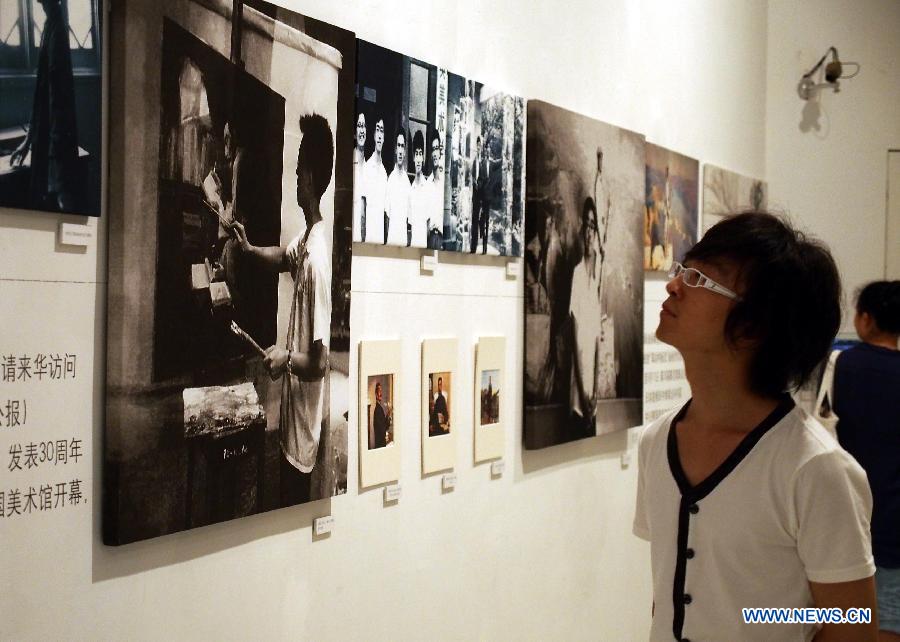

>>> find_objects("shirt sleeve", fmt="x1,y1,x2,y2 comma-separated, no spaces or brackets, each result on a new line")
794,449,875,583
311,259,331,348
632,424,651,541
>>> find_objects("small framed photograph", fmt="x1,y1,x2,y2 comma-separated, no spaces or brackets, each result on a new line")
359,340,402,488
421,338,458,474
474,337,505,462
367,374,395,450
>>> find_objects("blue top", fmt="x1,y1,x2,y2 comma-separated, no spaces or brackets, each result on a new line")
834,343,900,568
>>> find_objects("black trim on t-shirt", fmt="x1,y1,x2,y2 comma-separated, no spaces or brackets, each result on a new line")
666,394,796,641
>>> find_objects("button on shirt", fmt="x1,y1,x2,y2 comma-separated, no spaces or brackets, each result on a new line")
633,397,875,642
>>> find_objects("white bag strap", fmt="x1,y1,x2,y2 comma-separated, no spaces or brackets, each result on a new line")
815,349,840,411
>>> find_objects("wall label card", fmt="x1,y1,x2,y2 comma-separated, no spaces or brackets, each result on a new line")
441,473,457,490
383,483,402,502
58,222,94,247
313,515,334,536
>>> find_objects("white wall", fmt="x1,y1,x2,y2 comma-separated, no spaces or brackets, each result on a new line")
766,0,900,332
0,1,771,639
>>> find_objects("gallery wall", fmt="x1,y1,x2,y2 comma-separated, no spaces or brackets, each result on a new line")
766,0,900,333
0,0,789,639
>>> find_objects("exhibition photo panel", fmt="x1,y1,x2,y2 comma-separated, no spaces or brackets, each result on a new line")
358,339,401,488
354,39,446,249
442,74,526,256
103,0,354,544
421,338,457,474
474,336,505,463
0,0,102,216
643,143,699,272
702,163,768,232
523,101,644,450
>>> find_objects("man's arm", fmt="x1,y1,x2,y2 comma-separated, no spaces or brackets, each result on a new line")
360,195,367,242
569,312,592,414
231,221,288,272
230,152,244,223
809,577,878,642
263,340,328,382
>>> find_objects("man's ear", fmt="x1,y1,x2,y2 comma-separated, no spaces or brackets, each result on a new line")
858,311,876,336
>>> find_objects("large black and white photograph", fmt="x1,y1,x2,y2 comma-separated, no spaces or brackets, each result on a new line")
442,74,525,256
0,0,102,216
104,0,353,545
354,39,446,249
524,100,643,449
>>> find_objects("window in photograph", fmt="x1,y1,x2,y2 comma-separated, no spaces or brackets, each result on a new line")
0,0,99,73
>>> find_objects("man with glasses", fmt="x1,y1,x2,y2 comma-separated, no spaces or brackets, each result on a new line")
360,116,387,244
567,197,604,439
352,112,367,242
633,212,877,641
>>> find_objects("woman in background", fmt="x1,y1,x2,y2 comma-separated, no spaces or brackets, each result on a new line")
835,280,900,642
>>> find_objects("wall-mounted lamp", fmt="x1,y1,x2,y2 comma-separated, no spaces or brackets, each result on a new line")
798,46,860,100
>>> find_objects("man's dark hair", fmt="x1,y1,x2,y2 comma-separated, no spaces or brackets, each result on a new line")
856,280,900,334
437,376,443,384
298,113,334,200
684,211,842,397
412,129,424,153
582,197,599,240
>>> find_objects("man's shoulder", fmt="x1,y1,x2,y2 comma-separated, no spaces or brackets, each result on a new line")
768,406,861,474
638,406,681,451
303,224,330,271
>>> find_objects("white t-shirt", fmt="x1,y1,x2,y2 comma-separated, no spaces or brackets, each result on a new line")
281,222,331,473
352,149,365,242
409,178,431,248
633,398,874,642
362,154,387,244
385,166,411,247
569,257,601,417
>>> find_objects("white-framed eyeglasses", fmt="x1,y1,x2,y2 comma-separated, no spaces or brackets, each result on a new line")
668,261,741,301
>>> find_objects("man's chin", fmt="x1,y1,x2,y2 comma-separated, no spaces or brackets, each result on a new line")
655,325,676,347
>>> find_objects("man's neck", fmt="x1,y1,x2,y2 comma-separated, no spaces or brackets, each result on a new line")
682,350,781,434
865,333,899,351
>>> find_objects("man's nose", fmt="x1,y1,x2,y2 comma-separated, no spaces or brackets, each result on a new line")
665,274,683,296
